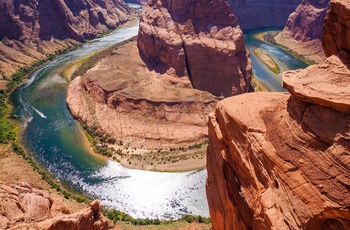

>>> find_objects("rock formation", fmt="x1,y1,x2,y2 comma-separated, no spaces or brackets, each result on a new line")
228,0,301,31
274,0,330,63
0,0,133,77
137,0,251,97
206,0,350,229
323,0,350,57
67,40,216,170
0,181,108,229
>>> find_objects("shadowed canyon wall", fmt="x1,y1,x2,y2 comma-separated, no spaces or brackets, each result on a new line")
228,0,301,31
206,0,350,229
137,0,252,97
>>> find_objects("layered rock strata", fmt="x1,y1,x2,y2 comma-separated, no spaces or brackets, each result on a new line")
0,0,133,77
228,0,301,31
323,0,350,57
137,0,251,97
67,41,217,153
0,181,108,229
274,0,330,63
206,1,350,228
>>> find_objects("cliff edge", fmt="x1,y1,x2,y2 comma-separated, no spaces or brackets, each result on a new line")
206,1,350,229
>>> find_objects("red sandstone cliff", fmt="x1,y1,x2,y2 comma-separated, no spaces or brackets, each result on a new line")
0,181,108,229
323,0,350,57
0,0,133,78
276,0,330,63
206,0,350,229
137,0,251,97
228,0,301,31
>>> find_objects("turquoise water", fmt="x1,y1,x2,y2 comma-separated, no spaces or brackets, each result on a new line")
10,25,209,219
244,30,308,91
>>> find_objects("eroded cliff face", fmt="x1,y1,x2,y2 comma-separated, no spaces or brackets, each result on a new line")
323,0,350,57
228,0,301,31
137,0,251,97
0,0,132,78
275,0,330,63
206,1,350,229
283,0,330,42
0,181,108,229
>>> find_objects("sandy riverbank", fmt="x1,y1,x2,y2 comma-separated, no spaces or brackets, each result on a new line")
253,48,280,74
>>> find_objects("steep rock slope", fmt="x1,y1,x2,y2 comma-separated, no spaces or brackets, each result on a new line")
206,1,350,229
0,181,108,229
228,0,301,31
323,0,350,57
274,0,330,63
0,0,132,77
137,0,251,97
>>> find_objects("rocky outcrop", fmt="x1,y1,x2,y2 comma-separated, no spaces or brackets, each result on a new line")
206,55,350,229
0,181,108,229
137,0,251,97
0,0,133,78
323,0,350,57
206,1,350,228
228,0,301,31
283,0,330,43
67,40,216,170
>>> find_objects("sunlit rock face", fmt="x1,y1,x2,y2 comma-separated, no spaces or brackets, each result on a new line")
228,0,301,31
0,181,108,229
206,0,350,229
137,0,252,97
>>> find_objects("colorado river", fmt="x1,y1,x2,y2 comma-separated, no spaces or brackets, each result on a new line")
245,30,308,91
10,24,209,220
10,24,307,219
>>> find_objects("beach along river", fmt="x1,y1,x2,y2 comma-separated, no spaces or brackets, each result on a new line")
244,30,308,91
9,25,307,220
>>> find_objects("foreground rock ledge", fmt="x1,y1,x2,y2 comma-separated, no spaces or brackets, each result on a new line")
207,90,350,229
0,181,108,229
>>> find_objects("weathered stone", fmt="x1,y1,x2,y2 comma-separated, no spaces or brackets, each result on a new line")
0,181,108,230
137,0,251,97
323,0,350,56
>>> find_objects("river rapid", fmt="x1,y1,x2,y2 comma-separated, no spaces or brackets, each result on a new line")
10,22,307,219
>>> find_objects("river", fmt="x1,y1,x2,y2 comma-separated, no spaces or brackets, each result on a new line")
9,24,307,219
245,30,308,91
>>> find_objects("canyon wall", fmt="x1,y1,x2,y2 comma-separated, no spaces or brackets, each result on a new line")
0,181,108,229
206,0,350,229
137,0,251,97
274,0,330,63
323,0,350,57
0,0,133,78
228,0,301,31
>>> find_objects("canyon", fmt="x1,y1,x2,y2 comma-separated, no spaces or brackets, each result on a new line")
206,0,350,229
0,0,133,79
67,0,252,170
